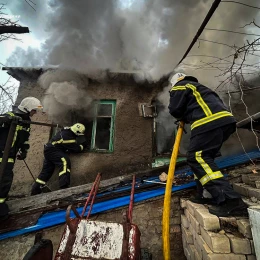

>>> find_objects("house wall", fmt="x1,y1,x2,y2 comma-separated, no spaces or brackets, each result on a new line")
10,77,161,196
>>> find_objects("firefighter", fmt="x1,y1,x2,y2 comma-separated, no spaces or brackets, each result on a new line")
168,73,247,217
0,97,43,220
31,123,86,195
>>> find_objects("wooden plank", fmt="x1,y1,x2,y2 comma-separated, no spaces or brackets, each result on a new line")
7,165,171,214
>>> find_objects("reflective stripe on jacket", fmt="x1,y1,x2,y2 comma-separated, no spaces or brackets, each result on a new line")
168,78,236,136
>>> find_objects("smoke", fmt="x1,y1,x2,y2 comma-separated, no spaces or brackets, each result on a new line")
6,0,260,155
39,70,92,124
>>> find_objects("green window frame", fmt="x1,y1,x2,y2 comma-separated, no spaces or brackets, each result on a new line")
90,100,116,152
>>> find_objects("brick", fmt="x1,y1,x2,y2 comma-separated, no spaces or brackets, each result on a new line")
200,227,230,253
184,247,191,260
187,244,196,260
185,208,191,221
194,208,220,231
200,238,213,260
182,234,187,249
250,240,255,255
194,237,203,259
186,200,206,216
194,248,201,260
237,219,252,239
190,213,201,235
233,183,249,197
207,253,246,260
247,255,256,260
247,187,260,200
226,233,251,254
242,174,260,184
189,222,197,242
182,225,193,244
181,198,187,208
181,214,189,228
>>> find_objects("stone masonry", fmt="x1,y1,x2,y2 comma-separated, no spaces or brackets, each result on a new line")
181,199,256,260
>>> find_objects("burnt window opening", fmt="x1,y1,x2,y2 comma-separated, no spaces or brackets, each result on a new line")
49,100,116,153
91,101,116,152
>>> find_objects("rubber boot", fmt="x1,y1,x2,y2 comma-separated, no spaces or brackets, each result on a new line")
31,182,43,196
0,202,9,221
209,198,248,217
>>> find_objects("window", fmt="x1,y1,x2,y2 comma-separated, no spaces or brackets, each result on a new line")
50,100,116,152
91,100,116,152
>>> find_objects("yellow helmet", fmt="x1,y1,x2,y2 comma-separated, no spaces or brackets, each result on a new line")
70,123,85,136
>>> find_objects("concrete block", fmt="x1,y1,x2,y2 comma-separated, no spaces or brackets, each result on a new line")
181,198,187,209
186,200,206,216
226,233,251,254
182,225,193,244
181,214,189,229
207,253,246,260
237,219,252,239
246,255,256,260
233,183,249,197
194,208,220,231
242,174,260,185
200,227,230,253
200,238,213,260
247,187,260,200
190,213,201,235
182,234,187,249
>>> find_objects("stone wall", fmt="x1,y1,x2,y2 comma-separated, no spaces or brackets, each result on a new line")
181,199,256,260
0,196,185,260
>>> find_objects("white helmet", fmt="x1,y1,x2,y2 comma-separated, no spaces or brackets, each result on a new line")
169,73,186,86
70,123,85,136
18,97,43,113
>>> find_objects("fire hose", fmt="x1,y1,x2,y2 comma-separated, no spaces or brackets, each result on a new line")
162,121,185,260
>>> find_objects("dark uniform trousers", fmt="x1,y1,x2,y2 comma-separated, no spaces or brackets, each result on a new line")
187,123,241,204
34,145,71,191
0,155,15,201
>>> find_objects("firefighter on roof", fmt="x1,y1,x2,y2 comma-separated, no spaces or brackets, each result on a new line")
168,73,247,217
0,97,42,220
31,123,87,195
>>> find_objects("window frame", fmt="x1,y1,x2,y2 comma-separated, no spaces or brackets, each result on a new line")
90,100,116,153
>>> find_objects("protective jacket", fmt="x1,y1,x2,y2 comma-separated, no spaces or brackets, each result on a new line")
0,110,31,158
168,76,236,137
46,128,84,153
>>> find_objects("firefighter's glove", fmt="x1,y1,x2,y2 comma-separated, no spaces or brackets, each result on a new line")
17,151,27,160
174,120,187,134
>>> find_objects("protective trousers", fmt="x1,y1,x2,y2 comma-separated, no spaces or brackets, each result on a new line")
187,123,241,204
0,155,15,218
32,146,71,195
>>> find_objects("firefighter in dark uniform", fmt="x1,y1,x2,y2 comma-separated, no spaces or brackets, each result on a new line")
0,97,43,220
168,73,247,217
31,123,86,195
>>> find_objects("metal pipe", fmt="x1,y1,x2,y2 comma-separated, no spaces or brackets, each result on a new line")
162,121,185,260
0,120,18,183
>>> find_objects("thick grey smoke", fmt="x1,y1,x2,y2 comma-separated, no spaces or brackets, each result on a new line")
39,70,92,124
6,0,260,155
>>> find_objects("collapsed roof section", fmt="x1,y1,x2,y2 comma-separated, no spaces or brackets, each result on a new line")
2,67,169,87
